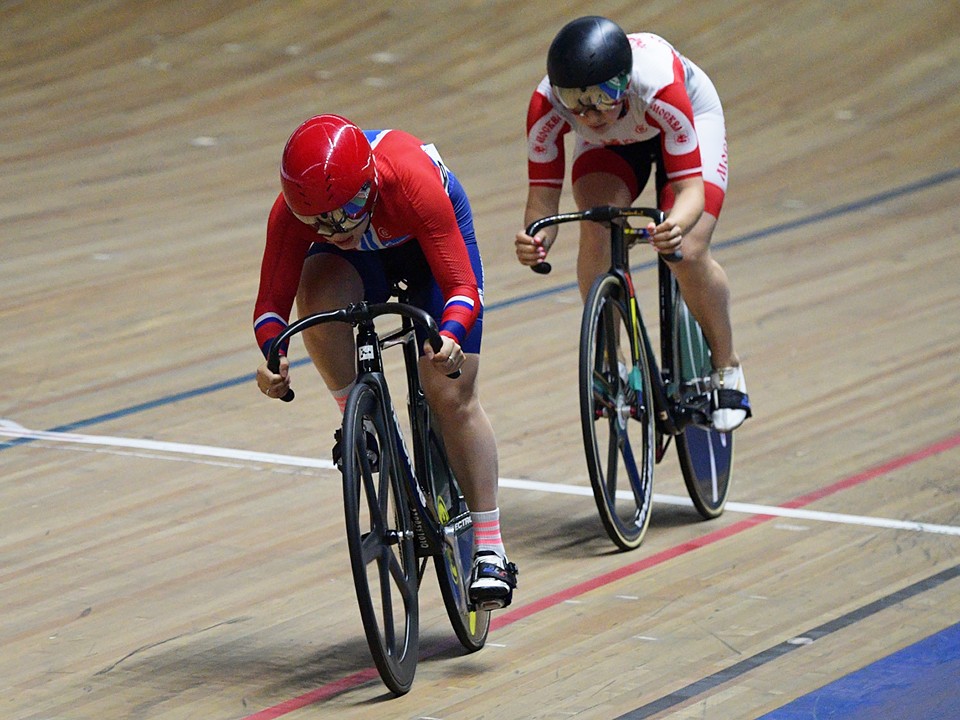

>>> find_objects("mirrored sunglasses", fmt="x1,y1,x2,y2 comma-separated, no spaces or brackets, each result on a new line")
553,73,630,114
293,182,372,236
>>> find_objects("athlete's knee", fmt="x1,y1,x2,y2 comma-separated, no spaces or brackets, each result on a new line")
676,241,710,266
430,387,482,431
674,221,716,265
424,357,479,404
297,254,362,313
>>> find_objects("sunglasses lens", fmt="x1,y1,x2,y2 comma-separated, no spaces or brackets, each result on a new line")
313,216,340,236
330,209,367,232
292,210,365,236
553,85,584,110
595,73,629,103
341,182,372,219
292,182,373,236
552,72,629,113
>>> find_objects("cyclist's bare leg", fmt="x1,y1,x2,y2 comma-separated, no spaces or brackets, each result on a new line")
423,358,516,605
573,172,738,369
419,354,499,513
295,252,362,390
662,212,739,369
572,172,632,301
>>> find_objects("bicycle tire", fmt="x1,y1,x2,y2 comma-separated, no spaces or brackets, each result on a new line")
426,427,491,651
579,273,655,551
342,379,419,695
671,286,735,518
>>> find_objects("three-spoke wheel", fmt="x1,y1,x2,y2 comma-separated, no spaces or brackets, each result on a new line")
342,379,420,695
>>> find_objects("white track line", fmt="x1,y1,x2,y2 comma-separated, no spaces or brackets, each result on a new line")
3,419,958,536
0,418,333,469
492,475,960,536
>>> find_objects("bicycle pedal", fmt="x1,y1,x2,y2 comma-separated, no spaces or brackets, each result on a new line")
470,598,508,612
332,428,343,469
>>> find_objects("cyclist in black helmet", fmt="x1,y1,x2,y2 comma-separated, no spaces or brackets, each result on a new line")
516,16,750,432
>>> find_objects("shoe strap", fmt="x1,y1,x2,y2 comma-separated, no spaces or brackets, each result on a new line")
713,387,752,417
474,558,518,588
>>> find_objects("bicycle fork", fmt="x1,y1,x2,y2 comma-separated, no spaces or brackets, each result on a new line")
355,320,442,560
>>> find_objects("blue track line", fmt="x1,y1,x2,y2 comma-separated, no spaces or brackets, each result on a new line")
487,166,960,311
758,621,960,720
3,167,958,448
615,564,960,719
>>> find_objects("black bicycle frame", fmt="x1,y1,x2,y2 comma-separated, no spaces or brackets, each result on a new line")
655,260,715,430
356,310,447,559
607,218,683,441
525,205,687,443
268,302,448,557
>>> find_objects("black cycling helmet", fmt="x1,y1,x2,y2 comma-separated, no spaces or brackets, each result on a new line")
547,16,632,90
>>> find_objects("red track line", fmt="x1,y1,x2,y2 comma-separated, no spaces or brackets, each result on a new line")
490,514,769,628
242,432,960,719
244,669,381,719
782,433,960,509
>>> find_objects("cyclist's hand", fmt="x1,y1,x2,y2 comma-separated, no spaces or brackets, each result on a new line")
646,219,683,255
257,356,291,399
515,229,555,267
423,335,464,375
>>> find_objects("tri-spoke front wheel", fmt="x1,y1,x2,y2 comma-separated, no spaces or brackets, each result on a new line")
579,274,655,551
342,379,419,695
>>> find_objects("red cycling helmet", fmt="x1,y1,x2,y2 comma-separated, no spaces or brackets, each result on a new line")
280,114,378,233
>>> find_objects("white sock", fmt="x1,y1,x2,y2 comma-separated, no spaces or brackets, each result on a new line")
471,508,505,557
332,381,355,414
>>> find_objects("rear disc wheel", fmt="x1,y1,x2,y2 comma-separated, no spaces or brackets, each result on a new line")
672,286,734,518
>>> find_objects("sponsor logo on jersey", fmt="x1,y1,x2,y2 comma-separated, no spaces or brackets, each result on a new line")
648,100,698,156
529,113,563,162
716,140,729,182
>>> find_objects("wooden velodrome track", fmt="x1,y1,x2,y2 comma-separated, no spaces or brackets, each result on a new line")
2,1,958,718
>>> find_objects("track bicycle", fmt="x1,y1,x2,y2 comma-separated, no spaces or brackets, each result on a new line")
266,293,490,695
528,206,735,551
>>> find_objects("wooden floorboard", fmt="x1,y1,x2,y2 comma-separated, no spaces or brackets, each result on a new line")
2,1,958,718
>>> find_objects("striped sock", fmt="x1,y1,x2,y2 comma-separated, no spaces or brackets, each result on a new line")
332,382,355,414
471,508,505,557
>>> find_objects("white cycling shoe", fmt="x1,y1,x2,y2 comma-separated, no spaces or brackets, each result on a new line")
469,551,518,611
710,365,752,432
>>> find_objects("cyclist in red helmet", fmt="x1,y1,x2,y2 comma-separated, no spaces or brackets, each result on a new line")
515,16,750,431
254,114,517,608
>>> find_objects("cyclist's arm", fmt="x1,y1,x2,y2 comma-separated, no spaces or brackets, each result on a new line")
645,175,704,254
644,79,706,250
518,86,569,263
666,175,705,232
524,84,570,188
252,196,313,399
516,184,562,266
253,195,313,357
523,184,562,230
386,142,482,347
